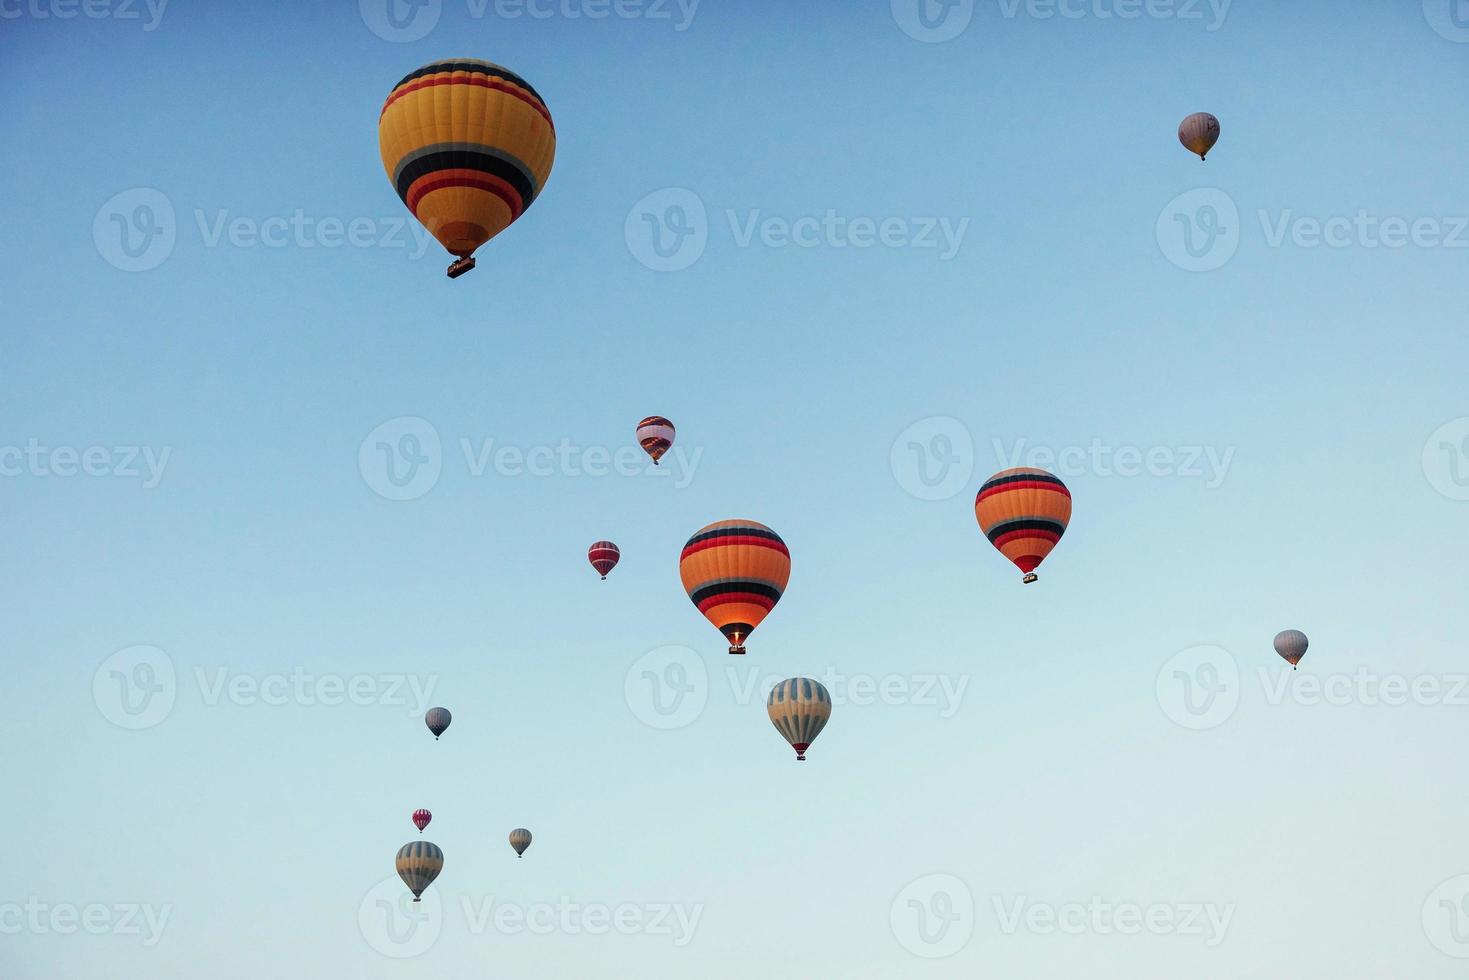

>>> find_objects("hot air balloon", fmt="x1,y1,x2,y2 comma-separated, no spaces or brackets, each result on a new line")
767,677,832,762
588,541,620,580
975,467,1071,584
509,828,532,858
379,58,556,279
1178,112,1220,161
679,520,791,654
425,706,452,740
412,809,432,833
1274,629,1309,670
396,840,444,903
636,416,675,465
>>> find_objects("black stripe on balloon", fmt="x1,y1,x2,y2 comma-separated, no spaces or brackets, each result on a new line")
980,471,1068,492
684,525,785,547
691,581,782,604
395,150,536,209
984,518,1065,543
393,61,547,107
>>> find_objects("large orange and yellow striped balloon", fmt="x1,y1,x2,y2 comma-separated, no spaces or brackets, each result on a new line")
679,520,790,654
974,467,1071,584
379,58,556,278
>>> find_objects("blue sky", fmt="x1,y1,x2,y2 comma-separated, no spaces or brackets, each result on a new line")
4,1,1469,976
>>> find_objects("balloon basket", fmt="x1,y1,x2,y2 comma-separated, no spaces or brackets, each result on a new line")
728,645,746,655
1022,573,1038,584
447,256,476,279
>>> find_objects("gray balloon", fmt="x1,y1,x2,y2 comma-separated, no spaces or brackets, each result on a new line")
1273,629,1309,669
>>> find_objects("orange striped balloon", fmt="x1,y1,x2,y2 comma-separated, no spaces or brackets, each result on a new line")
379,59,556,278
679,520,790,654
974,468,1071,584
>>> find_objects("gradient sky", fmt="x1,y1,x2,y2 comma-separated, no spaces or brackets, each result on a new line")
4,1,1469,977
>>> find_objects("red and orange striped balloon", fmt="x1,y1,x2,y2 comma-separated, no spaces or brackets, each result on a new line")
379,58,556,278
679,520,790,654
974,467,1071,583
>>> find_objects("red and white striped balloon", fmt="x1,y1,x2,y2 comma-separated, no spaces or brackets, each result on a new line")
588,541,620,579
412,809,432,833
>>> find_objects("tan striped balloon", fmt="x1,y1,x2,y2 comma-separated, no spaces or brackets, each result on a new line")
1178,112,1220,161
766,677,831,761
396,840,444,902
509,828,532,857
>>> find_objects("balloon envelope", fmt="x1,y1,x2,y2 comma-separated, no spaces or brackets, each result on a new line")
379,59,556,276
680,520,791,654
509,828,532,857
396,840,444,902
767,677,832,761
412,809,432,833
588,541,620,579
1178,112,1220,160
974,467,1071,583
425,706,452,739
1274,629,1309,668
637,416,675,465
